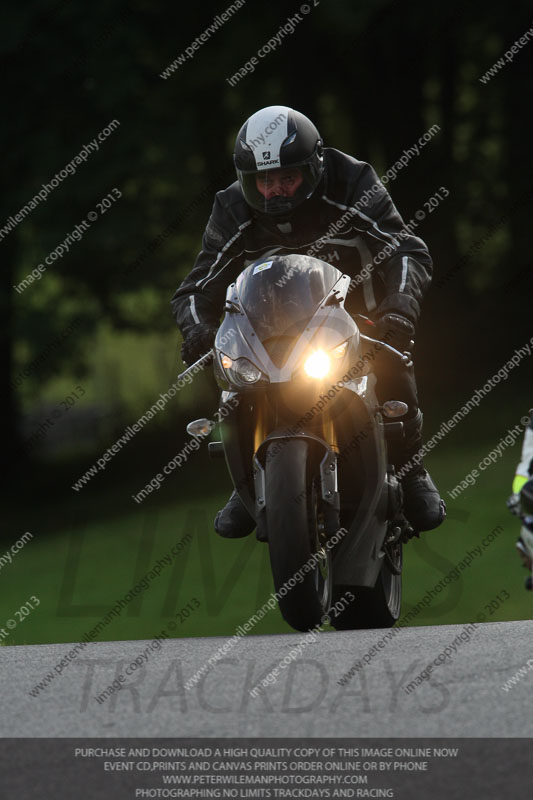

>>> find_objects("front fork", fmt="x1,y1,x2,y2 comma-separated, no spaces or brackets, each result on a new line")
252,433,340,542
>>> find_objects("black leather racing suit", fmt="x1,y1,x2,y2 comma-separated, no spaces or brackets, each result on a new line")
171,147,432,416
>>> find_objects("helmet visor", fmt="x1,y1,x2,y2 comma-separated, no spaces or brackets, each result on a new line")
237,164,321,215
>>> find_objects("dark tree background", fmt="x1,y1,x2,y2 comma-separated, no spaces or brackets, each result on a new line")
2,0,533,477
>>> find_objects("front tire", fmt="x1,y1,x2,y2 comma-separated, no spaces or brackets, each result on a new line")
264,438,331,631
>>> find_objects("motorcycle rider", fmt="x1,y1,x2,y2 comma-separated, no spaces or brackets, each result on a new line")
507,413,533,589
171,105,446,537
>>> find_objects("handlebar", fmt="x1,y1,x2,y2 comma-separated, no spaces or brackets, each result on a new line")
359,333,413,366
176,349,214,382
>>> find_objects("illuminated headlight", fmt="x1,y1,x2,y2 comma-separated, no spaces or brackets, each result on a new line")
304,350,331,379
303,341,349,379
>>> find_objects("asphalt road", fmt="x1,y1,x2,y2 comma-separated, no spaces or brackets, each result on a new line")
2,619,532,737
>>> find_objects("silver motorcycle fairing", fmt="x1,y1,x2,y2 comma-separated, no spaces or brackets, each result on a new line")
214,271,359,387
214,257,401,590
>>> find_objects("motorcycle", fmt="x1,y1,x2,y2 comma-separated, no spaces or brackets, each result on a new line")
185,253,415,632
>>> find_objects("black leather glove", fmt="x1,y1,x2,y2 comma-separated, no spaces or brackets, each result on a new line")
181,323,218,367
375,312,415,353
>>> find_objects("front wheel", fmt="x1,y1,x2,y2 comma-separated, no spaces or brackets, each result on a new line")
330,540,402,630
264,438,332,632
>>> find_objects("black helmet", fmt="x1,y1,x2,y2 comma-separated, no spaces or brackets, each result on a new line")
234,105,324,216
520,478,533,517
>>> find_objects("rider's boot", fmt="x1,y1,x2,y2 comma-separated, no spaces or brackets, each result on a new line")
214,489,256,538
517,520,533,590
390,410,447,532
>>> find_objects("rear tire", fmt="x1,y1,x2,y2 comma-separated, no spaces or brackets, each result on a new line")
330,541,402,630
265,438,331,631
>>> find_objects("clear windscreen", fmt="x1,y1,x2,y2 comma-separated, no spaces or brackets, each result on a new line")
236,256,341,342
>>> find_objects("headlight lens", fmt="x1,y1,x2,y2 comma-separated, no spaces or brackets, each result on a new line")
219,353,262,385
234,358,262,384
304,350,331,379
303,340,349,379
